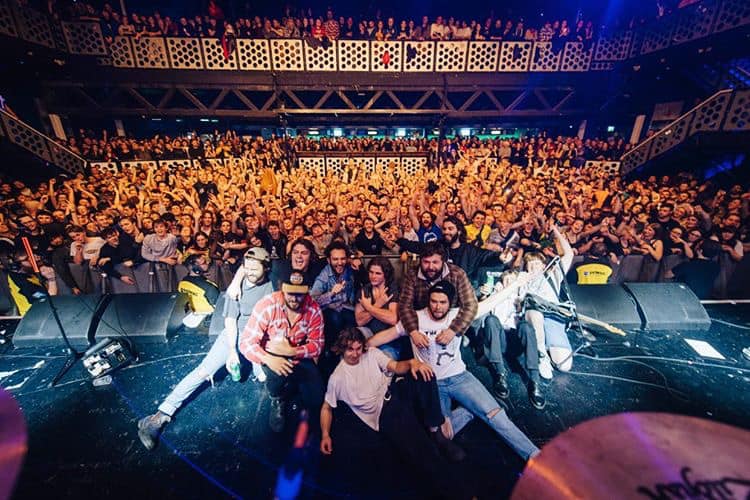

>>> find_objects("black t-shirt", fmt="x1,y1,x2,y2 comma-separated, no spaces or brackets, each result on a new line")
672,259,720,299
193,181,218,206
354,231,384,255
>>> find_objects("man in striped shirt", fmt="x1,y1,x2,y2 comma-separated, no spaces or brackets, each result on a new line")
239,269,325,432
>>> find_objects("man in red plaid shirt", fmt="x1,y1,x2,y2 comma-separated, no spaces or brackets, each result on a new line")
239,269,325,432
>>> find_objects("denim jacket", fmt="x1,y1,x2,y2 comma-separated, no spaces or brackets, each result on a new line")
310,264,356,312
310,264,355,311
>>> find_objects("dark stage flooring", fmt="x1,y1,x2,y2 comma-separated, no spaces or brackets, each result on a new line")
2,303,750,499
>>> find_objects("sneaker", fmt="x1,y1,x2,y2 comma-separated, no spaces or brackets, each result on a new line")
252,362,267,383
432,429,466,462
137,412,171,450
269,397,285,433
539,352,553,380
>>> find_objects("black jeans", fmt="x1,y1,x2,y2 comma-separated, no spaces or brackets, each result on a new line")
477,315,539,380
263,358,324,426
379,375,466,499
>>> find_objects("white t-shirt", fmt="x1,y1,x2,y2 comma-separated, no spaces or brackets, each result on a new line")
325,348,393,431
83,236,105,262
410,308,465,380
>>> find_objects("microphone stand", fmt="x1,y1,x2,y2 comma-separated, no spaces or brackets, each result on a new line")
20,237,83,387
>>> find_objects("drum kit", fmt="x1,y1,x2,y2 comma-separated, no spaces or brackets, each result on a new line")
512,412,750,500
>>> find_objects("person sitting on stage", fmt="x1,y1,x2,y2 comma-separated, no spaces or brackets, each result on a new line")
177,253,220,330
239,269,324,433
371,281,539,460
310,240,357,349
518,223,575,380
475,270,546,409
320,327,469,499
136,248,272,450
354,256,402,358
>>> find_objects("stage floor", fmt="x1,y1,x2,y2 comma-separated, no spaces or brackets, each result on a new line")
2,303,750,499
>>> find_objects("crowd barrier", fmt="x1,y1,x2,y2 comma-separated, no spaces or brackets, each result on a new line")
1,251,742,316
3,0,749,73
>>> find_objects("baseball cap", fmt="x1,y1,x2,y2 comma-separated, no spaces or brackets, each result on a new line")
244,246,270,264
281,269,310,294
429,280,455,303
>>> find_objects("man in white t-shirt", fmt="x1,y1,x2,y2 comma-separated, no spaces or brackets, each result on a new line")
371,281,539,461
320,327,469,498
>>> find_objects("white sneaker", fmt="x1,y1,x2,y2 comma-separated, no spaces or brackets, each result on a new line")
252,362,267,382
539,353,553,380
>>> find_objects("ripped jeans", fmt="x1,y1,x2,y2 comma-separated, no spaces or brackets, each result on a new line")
158,330,233,417
438,370,539,460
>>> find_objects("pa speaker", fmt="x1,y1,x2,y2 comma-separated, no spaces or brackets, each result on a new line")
13,295,98,348
13,293,190,348
566,285,642,330
623,282,711,331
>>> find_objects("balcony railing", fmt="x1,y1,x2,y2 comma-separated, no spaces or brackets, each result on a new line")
3,0,748,74
620,87,750,174
0,108,87,175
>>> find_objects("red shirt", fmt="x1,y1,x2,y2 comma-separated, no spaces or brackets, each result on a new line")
239,291,324,364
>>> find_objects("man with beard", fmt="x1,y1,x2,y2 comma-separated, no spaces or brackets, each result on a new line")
372,282,539,460
399,242,477,362
239,270,325,432
311,241,357,349
137,248,272,449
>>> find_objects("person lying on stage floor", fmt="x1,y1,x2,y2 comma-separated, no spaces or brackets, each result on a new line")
320,327,470,499
239,269,325,433
367,281,540,460
137,247,272,450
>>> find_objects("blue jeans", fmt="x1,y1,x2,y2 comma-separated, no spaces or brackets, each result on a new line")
438,371,539,460
158,330,231,417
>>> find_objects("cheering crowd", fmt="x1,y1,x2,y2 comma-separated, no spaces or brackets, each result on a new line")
2,129,748,496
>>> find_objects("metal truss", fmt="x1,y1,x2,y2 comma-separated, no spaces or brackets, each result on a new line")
41,82,586,122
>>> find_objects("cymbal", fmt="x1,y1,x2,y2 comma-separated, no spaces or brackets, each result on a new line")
0,388,26,500
512,412,750,500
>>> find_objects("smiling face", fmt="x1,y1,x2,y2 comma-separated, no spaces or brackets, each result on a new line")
291,243,311,271
328,248,347,275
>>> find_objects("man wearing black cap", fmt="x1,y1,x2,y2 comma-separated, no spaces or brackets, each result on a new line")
383,281,539,461
239,268,325,432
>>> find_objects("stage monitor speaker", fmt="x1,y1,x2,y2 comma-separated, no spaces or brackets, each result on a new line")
13,295,98,348
96,293,189,342
623,283,711,331
566,285,642,331
13,293,189,348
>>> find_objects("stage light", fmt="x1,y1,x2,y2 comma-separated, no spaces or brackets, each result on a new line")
607,126,615,132
395,128,406,137
199,118,209,122
332,128,343,137
367,130,378,135
490,129,501,135
307,130,319,136
459,128,471,137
